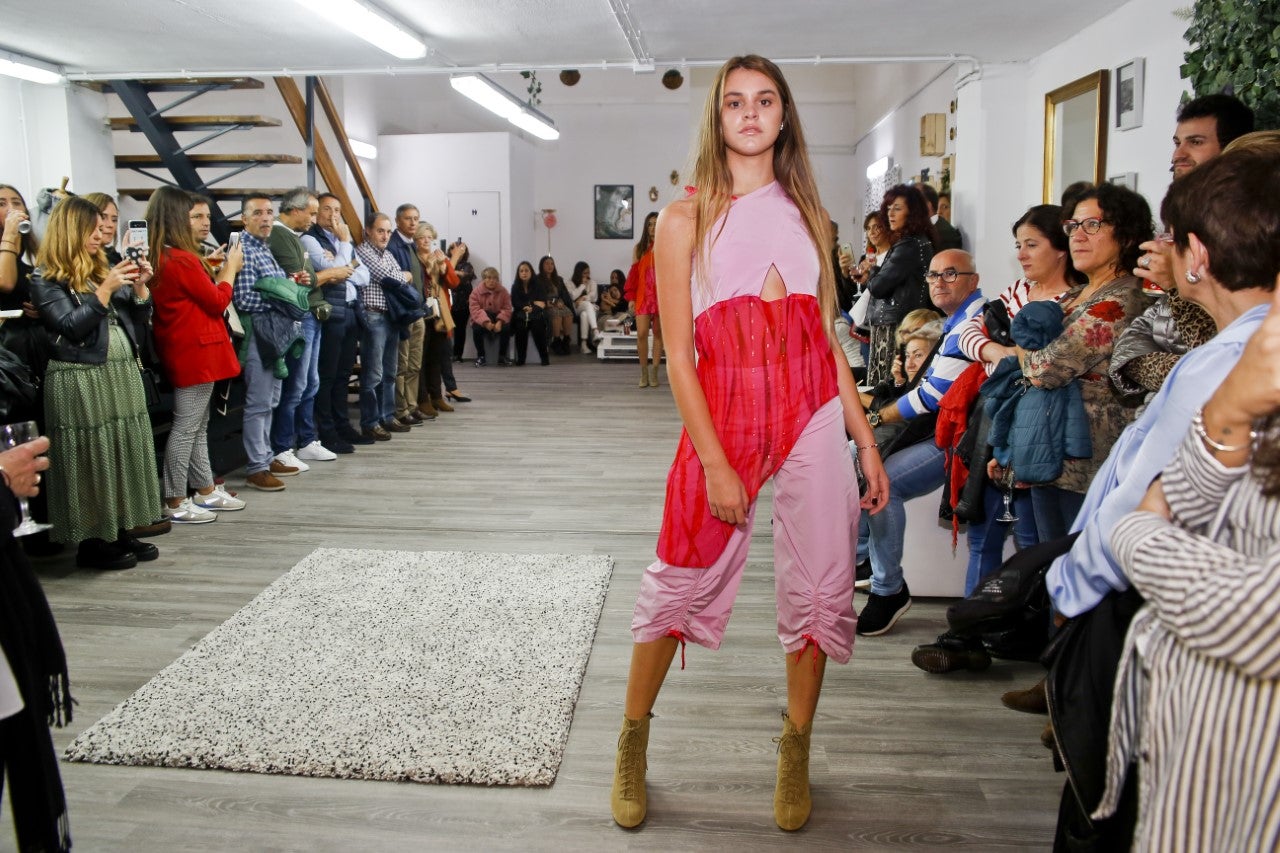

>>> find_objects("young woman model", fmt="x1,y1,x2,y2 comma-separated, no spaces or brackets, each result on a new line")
610,55,889,832
625,212,663,386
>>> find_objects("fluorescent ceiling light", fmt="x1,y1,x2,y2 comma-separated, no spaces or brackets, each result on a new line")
347,138,377,160
301,0,427,60
450,74,559,141
866,155,893,181
0,49,63,85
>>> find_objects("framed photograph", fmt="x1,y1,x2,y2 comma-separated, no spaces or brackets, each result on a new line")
1115,58,1145,131
594,184,634,239
1108,172,1138,191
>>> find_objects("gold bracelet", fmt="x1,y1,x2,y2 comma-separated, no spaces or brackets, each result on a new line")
1192,407,1256,453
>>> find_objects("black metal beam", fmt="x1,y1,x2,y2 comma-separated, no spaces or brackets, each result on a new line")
304,76,316,189
109,80,234,243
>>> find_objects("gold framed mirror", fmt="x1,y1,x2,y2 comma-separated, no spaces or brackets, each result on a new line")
1043,70,1109,204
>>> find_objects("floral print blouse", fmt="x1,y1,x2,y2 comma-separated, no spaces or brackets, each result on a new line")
1021,275,1148,493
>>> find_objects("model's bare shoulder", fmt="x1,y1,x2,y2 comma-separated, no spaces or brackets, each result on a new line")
657,198,696,246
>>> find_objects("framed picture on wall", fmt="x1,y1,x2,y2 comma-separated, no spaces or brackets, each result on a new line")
1115,58,1144,131
594,184,634,239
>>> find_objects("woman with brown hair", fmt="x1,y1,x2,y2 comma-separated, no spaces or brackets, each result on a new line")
146,186,245,523
863,185,937,385
610,54,887,832
30,196,161,570
625,212,663,386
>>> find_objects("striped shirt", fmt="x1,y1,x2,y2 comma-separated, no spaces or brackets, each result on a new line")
354,241,401,312
1099,427,1280,850
232,231,287,315
894,289,983,420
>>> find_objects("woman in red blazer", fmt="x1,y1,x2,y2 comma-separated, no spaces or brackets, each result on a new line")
146,186,246,523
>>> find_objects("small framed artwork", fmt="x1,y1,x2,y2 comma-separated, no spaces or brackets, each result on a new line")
594,184,634,239
1115,58,1145,131
1108,172,1138,191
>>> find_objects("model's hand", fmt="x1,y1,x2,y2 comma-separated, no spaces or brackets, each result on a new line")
859,447,889,514
705,463,749,526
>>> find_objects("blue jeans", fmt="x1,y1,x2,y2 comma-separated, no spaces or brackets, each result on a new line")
270,312,321,453
359,311,399,429
241,335,283,474
1030,485,1086,544
862,439,947,597
964,484,1038,596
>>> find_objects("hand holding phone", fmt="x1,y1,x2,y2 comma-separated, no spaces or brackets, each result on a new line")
123,219,148,263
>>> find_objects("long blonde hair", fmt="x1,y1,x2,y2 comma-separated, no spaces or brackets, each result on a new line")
36,196,108,293
691,55,836,331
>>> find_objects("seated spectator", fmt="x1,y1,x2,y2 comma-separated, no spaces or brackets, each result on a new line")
510,260,551,366
567,261,600,353
538,255,574,356
855,249,983,635
31,196,162,569
1017,184,1152,542
599,280,630,325
146,186,246,523
858,308,942,449
469,266,513,365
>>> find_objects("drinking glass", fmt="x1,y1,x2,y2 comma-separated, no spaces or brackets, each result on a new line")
0,420,53,536
994,465,1019,524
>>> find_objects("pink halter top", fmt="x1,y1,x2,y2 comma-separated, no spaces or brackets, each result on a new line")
656,181,840,568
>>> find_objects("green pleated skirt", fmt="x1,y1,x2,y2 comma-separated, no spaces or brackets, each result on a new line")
44,324,161,544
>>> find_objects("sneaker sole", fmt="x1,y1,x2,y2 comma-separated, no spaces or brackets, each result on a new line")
854,578,872,590
271,469,301,477
857,599,911,637
296,455,337,462
910,645,991,674
248,482,286,492
166,515,217,524
194,503,245,512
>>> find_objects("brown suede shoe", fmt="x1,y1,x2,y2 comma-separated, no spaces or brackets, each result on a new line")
1001,677,1048,714
362,425,392,442
269,459,300,477
246,471,286,492
431,397,454,413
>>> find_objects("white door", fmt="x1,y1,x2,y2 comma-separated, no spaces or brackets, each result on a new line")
447,192,501,273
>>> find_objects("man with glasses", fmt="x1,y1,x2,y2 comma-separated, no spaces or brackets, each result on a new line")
855,249,984,636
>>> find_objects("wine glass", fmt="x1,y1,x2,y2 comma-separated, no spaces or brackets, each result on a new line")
994,464,1019,524
0,420,53,536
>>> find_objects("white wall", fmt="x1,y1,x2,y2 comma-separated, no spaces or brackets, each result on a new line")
0,80,116,208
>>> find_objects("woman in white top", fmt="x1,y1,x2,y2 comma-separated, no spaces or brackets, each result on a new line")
567,261,600,352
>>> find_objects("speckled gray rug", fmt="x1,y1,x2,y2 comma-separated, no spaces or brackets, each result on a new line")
64,548,614,786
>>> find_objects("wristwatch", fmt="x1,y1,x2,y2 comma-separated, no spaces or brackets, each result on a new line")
867,410,882,428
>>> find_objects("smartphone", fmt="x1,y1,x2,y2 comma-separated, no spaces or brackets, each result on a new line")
228,231,241,249
123,219,148,263
439,239,446,252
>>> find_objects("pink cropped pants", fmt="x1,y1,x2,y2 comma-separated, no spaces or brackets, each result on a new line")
631,398,860,663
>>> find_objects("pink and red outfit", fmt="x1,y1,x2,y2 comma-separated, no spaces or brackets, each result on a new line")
631,181,860,663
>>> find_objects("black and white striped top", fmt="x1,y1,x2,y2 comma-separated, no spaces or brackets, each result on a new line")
1099,427,1280,850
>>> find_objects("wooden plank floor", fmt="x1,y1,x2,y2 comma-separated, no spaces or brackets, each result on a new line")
3,355,1062,851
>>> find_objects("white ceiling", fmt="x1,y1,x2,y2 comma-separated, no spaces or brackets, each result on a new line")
10,0,1119,78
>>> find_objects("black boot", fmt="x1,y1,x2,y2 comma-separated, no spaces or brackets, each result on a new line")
910,630,991,673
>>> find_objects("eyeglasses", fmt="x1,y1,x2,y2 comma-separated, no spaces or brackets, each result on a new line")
1062,218,1111,236
925,268,977,283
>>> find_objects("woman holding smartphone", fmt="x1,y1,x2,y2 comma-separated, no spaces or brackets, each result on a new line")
31,196,161,570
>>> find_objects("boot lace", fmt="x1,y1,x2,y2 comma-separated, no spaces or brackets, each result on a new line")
773,729,807,804
616,727,646,799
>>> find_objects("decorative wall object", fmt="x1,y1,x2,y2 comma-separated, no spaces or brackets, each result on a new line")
520,71,542,106
1043,70,1109,203
648,186,659,202
1108,172,1138,191
1115,58,1145,131
662,69,684,90
559,70,580,87
593,185,634,239
669,170,679,185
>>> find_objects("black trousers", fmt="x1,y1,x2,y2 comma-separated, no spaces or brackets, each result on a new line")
451,307,470,360
472,319,513,360
315,305,359,438
514,312,550,365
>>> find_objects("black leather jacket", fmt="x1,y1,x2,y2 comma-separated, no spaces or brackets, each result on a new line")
30,270,152,365
866,234,935,327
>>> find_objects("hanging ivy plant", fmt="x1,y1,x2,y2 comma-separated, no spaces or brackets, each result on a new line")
1180,0,1280,128
520,71,542,107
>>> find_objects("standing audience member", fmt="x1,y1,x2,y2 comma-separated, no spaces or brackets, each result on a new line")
568,261,600,353
0,185,47,383
233,193,299,490
863,185,936,385
415,221,464,415
147,186,246,523
627,212,663,387
301,193,367,452
385,203,426,429
451,257,475,363
353,213,403,441
469,266,513,364
919,183,963,250
32,196,162,568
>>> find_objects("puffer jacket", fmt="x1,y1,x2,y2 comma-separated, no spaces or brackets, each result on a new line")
866,234,934,327
984,301,1092,484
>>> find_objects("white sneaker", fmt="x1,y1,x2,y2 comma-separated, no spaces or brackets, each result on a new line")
296,440,338,462
163,498,217,524
274,449,309,473
193,485,246,512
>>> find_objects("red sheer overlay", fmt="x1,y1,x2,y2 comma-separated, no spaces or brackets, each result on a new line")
656,292,839,567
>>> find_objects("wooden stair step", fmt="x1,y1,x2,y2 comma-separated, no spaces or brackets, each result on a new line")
109,115,281,131
116,153,302,167
83,78,264,93
118,187,290,201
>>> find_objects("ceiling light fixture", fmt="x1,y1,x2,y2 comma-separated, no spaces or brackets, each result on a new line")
0,49,64,85
300,0,427,60
450,74,559,141
347,138,378,160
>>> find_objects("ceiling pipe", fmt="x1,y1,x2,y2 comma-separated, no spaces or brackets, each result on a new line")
63,54,982,82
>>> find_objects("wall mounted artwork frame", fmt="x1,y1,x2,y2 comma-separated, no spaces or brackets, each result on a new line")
593,184,634,239
1115,58,1145,131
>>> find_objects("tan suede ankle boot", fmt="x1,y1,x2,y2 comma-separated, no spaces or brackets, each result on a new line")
773,713,812,831
611,714,651,828
431,397,454,413
638,367,650,387
648,364,659,387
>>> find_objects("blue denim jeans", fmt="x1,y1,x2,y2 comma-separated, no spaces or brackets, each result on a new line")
358,311,399,429
1030,485,1086,544
241,334,283,474
270,312,321,453
964,484,1038,596
862,439,947,597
